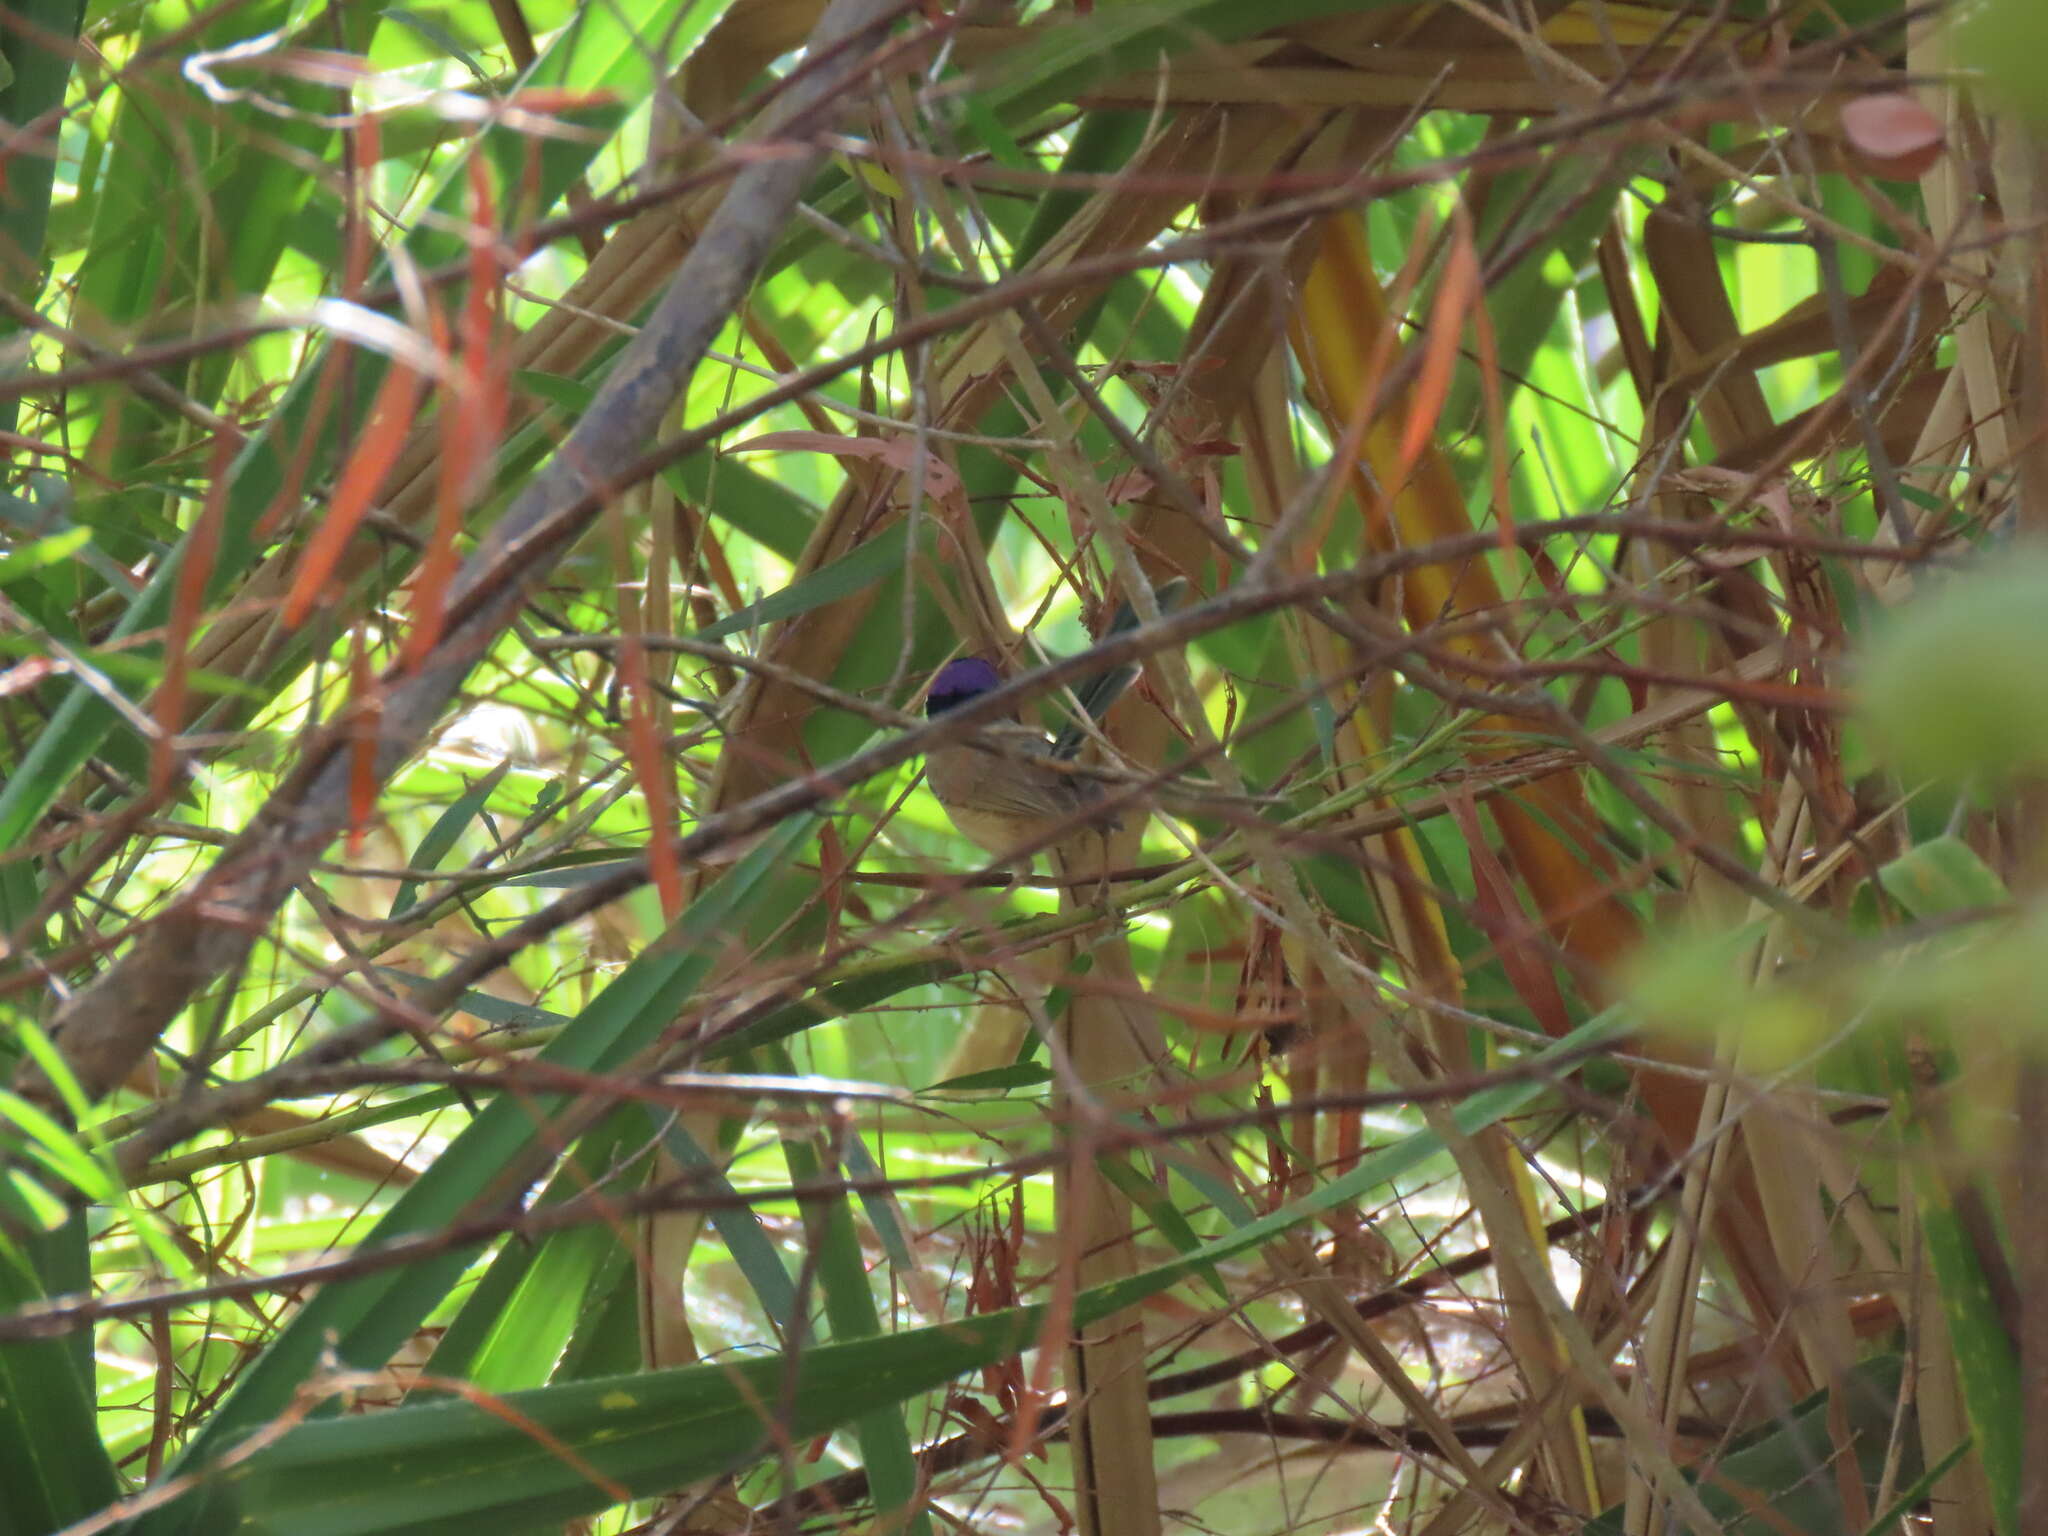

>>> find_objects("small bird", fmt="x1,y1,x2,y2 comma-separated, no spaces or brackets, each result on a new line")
922,655,1125,858
922,583,1182,858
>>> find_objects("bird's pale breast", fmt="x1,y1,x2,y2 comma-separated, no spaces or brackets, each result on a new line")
926,725,1105,855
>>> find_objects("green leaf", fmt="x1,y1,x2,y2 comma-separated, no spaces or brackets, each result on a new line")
443,1113,648,1393
1871,835,2012,921
1957,0,2048,125
371,968,569,1033
510,368,593,415
1096,1151,1228,1301
0,526,91,589
217,1305,1038,1536
663,452,819,561
685,521,918,643
381,7,492,82
1858,551,2048,788
0,0,85,443
388,760,512,918
1585,1354,1911,1536
713,954,960,1056
1908,1147,2020,1536
206,1006,1622,1534
135,814,820,1534
0,1236,120,1536
778,1110,928,1536
650,1111,796,1326
0,632,266,699
498,854,642,889
921,1062,1054,1094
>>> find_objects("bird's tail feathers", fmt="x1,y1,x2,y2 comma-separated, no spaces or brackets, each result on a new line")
1051,577,1189,759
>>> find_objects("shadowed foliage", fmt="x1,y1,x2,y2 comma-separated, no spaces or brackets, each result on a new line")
1,0,2043,1533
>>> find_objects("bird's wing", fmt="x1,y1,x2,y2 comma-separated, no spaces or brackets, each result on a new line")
930,726,1100,820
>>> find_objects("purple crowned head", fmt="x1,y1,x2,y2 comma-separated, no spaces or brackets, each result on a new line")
927,657,1003,718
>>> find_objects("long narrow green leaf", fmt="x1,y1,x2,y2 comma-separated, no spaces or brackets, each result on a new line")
1585,1355,1910,1536
388,760,512,918
0,1233,120,1536
780,1120,928,1536
189,1006,1624,1534
686,520,918,643
651,1111,797,1326
132,814,819,1535
0,0,84,442
1863,837,2019,1536
445,1111,649,1393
